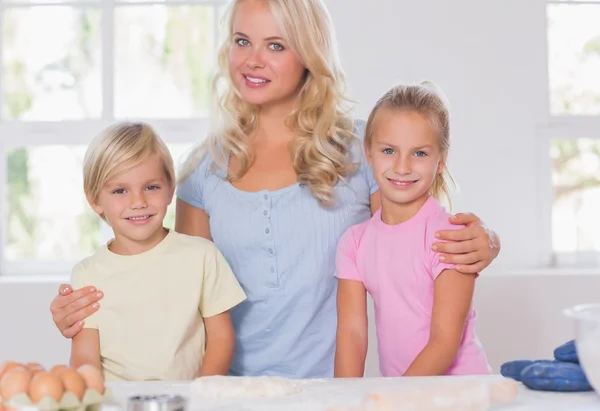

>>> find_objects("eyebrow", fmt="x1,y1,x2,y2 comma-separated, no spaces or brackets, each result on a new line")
107,177,165,188
233,32,285,42
375,141,435,150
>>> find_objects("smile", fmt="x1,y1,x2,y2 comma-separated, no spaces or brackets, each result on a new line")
387,178,417,188
125,215,154,224
243,75,270,87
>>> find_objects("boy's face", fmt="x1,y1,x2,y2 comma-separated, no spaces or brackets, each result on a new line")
88,154,174,253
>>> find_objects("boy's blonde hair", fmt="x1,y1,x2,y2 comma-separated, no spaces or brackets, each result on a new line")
83,121,175,206
180,0,357,207
365,81,457,209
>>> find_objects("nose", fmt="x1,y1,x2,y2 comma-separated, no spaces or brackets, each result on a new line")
393,155,412,175
130,191,148,210
246,48,265,69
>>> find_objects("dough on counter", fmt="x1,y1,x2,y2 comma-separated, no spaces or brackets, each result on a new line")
190,375,302,398
489,378,519,403
359,381,491,411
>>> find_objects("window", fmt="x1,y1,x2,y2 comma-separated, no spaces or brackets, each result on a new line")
0,0,228,275
545,0,600,267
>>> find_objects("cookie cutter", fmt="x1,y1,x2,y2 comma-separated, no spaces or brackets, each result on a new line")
127,395,187,411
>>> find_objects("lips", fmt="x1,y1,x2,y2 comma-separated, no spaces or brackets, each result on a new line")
124,215,154,225
243,74,271,87
387,178,418,188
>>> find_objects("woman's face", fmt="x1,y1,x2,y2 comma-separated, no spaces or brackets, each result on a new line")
229,0,307,111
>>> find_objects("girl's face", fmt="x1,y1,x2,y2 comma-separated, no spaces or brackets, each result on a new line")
366,109,445,219
228,0,306,111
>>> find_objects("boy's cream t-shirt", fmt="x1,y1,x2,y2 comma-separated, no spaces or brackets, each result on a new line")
70,229,247,382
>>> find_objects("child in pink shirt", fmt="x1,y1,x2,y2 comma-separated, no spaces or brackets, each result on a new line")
334,82,491,378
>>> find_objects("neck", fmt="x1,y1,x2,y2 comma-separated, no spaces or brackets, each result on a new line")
380,194,430,225
109,227,168,256
255,105,295,144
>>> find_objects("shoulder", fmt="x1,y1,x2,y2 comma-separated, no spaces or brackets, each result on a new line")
169,231,219,254
70,249,105,284
352,118,367,142
180,145,220,182
424,199,465,241
347,119,367,161
338,218,371,252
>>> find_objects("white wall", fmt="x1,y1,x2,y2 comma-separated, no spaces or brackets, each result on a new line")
2,0,599,376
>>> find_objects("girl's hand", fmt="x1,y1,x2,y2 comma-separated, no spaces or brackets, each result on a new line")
50,284,103,338
432,213,501,274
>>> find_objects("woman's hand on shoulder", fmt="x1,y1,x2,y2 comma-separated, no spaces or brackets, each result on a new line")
50,284,103,338
432,213,501,274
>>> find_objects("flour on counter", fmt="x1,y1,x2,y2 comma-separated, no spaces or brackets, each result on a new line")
190,376,302,398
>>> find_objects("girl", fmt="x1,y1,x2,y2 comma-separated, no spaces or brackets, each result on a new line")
334,82,492,378
50,0,500,378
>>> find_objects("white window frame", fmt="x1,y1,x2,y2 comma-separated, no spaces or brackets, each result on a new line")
538,0,600,268
0,0,229,276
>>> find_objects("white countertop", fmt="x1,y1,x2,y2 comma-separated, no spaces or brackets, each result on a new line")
105,375,600,411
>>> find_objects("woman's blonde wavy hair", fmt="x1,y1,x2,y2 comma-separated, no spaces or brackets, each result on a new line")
180,0,358,207
364,81,457,209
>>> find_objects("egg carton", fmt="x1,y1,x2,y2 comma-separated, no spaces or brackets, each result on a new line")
1,388,112,411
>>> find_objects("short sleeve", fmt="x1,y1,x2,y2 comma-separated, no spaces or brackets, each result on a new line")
334,226,364,283
353,119,379,196
69,263,99,329
427,214,478,280
176,150,213,210
199,244,247,318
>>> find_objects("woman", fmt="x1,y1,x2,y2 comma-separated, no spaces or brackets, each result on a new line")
50,0,501,378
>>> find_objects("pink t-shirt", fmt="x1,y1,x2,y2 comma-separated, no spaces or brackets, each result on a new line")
335,196,491,377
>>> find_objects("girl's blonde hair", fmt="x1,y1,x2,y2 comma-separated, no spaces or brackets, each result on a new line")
180,0,358,207
364,81,457,209
83,121,175,207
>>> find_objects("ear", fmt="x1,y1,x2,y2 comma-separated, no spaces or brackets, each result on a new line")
437,154,448,174
167,186,175,206
364,139,373,165
86,193,104,217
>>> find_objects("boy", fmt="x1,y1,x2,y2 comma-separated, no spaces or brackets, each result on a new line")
70,121,246,381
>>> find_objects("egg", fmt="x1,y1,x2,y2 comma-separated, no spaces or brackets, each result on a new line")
28,372,64,403
0,366,32,401
0,362,22,381
25,363,45,375
55,368,86,400
76,365,104,394
49,365,69,375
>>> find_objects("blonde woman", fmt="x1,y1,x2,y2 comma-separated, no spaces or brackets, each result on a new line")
50,0,501,378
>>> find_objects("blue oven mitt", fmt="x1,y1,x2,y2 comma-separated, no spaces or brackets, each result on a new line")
500,360,558,381
520,361,592,392
553,339,579,363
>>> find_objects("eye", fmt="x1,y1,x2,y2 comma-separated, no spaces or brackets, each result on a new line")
269,43,284,51
414,151,427,157
382,148,395,155
145,185,160,191
112,188,126,194
235,38,250,47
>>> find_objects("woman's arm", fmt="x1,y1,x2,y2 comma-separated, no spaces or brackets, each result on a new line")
70,329,102,371
403,269,476,376
175,198,212,240
334,279,368,378
433,214,501,274
199,311,236,376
